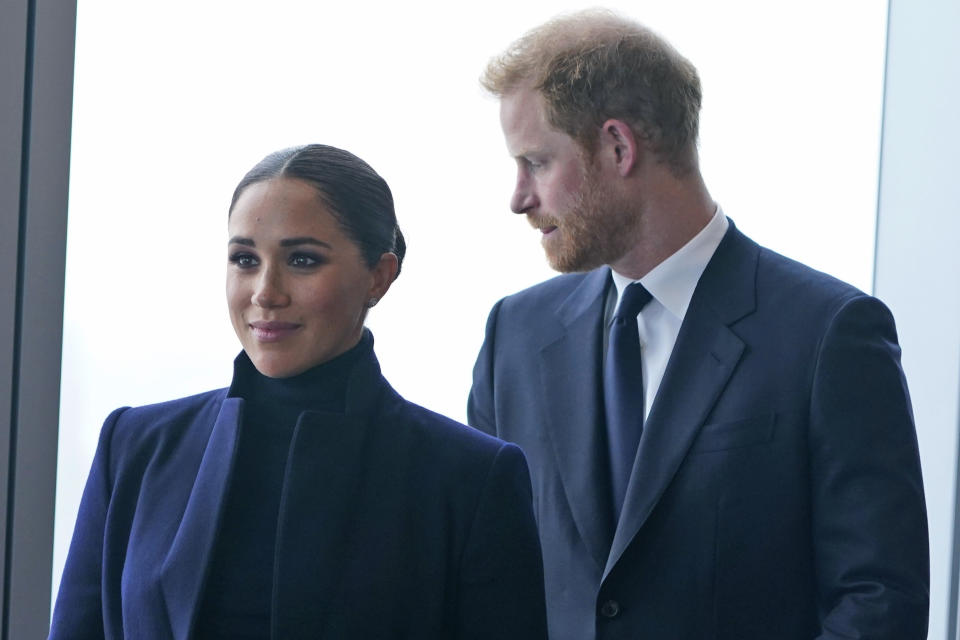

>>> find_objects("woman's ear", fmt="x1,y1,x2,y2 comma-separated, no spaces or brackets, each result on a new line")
599,119,640,177
367,252,399,303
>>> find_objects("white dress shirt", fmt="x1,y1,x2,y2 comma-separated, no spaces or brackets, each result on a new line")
605,207,729,420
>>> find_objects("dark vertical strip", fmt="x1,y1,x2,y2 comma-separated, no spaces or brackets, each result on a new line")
950,361,960,640
871,0,892,297
3,0,35,638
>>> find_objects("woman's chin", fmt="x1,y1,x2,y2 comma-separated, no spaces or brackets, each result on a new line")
249,353,307,379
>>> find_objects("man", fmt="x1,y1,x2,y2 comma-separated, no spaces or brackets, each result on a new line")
468,9,929,640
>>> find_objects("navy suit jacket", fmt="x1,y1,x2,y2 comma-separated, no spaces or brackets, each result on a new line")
469,222,929,640
52,346,547,639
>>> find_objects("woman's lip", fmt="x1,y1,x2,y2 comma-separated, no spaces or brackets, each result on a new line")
249,321,300,342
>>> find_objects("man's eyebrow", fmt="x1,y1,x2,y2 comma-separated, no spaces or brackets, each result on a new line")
280,237,332,249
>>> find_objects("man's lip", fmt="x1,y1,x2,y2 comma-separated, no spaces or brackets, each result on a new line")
527,216,558,235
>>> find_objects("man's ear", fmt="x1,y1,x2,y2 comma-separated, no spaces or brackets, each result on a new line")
599,119,640,177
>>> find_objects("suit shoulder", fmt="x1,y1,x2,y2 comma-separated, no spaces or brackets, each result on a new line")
498,271,594,313
759,245,861,292
706,226,892,343
754,243,869,313
718,224,864,308
738,242,907,357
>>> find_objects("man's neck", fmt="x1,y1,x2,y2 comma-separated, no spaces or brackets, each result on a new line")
609,172,715,280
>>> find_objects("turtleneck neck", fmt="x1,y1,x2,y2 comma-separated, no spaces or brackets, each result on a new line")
229,328,373,418
195,329,375,637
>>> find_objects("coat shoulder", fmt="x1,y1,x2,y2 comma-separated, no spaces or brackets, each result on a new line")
103,388,228,468
378,391,526,485
389,397,512,459
113,388,228,424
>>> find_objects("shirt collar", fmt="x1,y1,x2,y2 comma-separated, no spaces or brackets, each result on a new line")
610,206,729,320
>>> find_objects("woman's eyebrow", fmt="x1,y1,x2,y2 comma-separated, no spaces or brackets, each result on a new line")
226,237,333,249
280,237,332,249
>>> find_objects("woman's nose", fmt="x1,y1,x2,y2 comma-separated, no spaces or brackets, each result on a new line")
252,268,290,308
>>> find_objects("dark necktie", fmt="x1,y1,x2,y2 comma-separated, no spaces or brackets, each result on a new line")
604,281,653,522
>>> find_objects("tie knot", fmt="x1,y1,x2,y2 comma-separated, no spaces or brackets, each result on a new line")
615,282,652,320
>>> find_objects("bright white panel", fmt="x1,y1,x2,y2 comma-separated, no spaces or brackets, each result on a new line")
56,0,888,608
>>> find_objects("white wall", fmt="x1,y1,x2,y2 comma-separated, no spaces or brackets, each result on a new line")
56,0,891,612
875,1,960,638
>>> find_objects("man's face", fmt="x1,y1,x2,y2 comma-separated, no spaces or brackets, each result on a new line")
500,87,638,272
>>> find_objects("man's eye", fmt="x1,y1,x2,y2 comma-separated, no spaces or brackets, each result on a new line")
229,253,258,268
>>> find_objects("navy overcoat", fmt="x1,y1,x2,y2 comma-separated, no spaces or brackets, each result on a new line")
52,343,547,639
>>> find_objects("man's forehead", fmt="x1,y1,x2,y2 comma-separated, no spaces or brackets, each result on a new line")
500,87,567,155
500,87,542,124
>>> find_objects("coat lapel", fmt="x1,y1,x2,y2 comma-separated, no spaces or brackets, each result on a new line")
271,350,387,638
538,269,616,567
604,223,759,578
270,412,370,637
159,397,242,640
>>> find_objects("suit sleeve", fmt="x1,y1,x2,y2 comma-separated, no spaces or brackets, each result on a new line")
455,442,548,640
809,295,929,639
467,299,503,437
49,407,126,640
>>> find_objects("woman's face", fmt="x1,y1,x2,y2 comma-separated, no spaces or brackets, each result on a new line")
227,177,395,378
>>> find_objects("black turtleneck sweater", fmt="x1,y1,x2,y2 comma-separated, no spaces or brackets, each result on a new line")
193,332,370,638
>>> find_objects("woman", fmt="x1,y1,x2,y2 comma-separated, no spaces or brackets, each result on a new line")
50,144,547,639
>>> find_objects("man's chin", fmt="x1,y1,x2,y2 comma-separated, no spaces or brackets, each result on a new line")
545,249,605,274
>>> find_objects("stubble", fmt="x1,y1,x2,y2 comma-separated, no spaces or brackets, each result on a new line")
541,166,641,273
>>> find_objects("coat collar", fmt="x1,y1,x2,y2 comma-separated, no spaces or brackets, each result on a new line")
272,346,396,636
159,394,241,640
158,334,395,639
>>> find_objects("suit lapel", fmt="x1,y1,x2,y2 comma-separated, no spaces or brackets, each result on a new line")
538,269,616,567
159,397,242,640
603,224,760,578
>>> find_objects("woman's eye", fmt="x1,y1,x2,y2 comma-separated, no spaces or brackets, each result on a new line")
229,253,258,268
289,253,321,268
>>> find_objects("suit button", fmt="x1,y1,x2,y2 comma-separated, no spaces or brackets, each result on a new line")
599,600,620,618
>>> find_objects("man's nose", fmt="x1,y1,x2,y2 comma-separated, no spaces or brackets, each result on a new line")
510,172,538,214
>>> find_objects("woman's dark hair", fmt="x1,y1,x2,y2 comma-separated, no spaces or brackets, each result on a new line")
229,144,406,277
